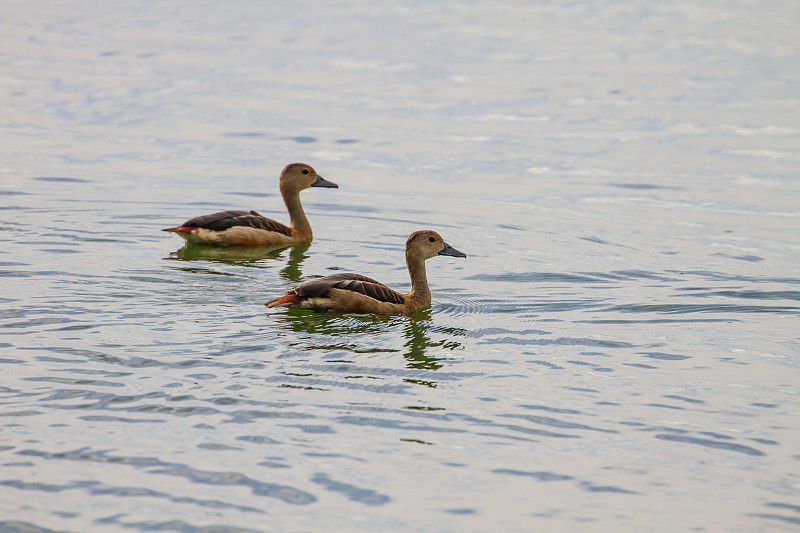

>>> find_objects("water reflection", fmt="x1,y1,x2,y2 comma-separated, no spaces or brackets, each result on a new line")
270,308,466,378
273,308,404,337
402,310,442,371
167,242,310,282
278,243,310,282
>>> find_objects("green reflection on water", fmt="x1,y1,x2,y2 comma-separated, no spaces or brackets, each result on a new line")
167,242,310,282
270,307,466,380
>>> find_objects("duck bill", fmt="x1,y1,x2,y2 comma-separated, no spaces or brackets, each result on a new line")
311,175,338,188
439,241,467,258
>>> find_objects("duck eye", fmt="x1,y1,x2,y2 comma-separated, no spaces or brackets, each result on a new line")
302,169,310,175
429,236,436,243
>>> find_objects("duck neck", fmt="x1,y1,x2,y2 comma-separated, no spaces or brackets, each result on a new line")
406,253,431,306
282,187,311,238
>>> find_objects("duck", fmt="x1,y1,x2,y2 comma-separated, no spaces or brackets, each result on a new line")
162,163,337,245
265,230,466,315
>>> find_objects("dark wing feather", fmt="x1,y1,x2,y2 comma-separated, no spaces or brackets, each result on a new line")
181,210,292,236
293,272,406,304
335,279,407,305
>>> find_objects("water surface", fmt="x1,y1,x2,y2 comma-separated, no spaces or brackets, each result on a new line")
1,1,799,532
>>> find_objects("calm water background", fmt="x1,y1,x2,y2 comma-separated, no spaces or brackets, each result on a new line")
1,1,799,532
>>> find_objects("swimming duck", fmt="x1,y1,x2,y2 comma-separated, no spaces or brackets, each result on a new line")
265,230,466,315
162,163,337,245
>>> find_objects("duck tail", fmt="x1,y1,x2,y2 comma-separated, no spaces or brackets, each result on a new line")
265,292,304,308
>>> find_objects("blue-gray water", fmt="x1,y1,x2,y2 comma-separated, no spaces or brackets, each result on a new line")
2,1,799,532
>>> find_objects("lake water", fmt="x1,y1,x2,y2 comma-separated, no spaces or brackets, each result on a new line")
1,1,799,532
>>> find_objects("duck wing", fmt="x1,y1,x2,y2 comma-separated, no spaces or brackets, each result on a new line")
293,272,406,304
180,210,293,236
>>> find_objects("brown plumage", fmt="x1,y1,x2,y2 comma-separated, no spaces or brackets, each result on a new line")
265,230,466,315
162,163,337,245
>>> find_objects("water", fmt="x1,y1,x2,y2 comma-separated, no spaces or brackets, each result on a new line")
2,1,799,532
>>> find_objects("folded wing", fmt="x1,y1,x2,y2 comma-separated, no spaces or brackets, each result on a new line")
179,210,293,236
293,272,406,304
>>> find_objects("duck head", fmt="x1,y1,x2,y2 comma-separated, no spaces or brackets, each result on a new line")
406,230,467,262
280,162,338,194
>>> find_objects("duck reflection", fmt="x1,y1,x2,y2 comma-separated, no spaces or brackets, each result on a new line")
271,307,465,375
403,310,467,372
273,308,402,337
168,242,310,282
402,309,442,370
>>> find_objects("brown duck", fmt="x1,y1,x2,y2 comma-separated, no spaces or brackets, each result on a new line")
265,230,466,315
162,163,337,245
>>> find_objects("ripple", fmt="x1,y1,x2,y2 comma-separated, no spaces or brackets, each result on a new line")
311,473,391,505
437,297,595,317
336,415,466,434
467,272,614,284
605,303,800,315
676,290,800,301
492,468,636,494
235,435,281,445
33,176,91,183
472,327,551,337
24,377,125,388
78,415,166,423
519,404,583,415
500,413,619,433
222,131,267,137
483,422,579,439
0,479,264,513
435,295,485,317
267,374,412,395
641,352,691,361
481,336,634,348
0,522,63,533
672,271,800,285
579,482,638,494
97,517,265,533
492,468,573,482
18,448,317,504
284,136,317,143
654,434,766,456
750,503,800,526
